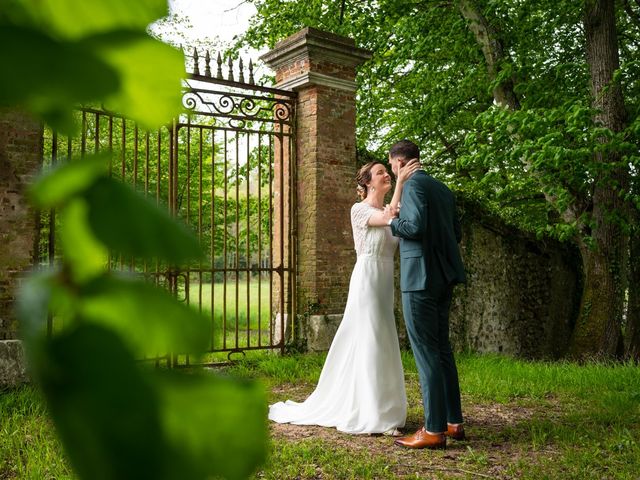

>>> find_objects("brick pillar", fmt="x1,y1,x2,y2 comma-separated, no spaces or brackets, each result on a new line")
261,28,371,350
0,109,43,340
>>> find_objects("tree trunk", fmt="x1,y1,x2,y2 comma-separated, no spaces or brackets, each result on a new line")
571,242,625,358
456,0,520,110
569,0,628,359
625,215,640,361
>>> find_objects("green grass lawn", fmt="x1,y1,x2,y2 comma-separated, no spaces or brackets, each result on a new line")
2,352,639,479
181,280,275,351
48,280,275,352
184,280,272,327
48,280,276,358
0,386,72,479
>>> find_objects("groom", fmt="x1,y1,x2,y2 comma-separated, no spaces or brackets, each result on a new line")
383,139,466,450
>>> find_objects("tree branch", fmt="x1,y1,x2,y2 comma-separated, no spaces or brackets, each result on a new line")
224,1,250,13
435,128,460,158
455,0,520,110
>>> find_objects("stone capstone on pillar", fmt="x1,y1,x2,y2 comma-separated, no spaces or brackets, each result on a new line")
260,27,371,92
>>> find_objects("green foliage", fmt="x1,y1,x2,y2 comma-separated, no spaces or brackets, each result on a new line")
0,25,119,134
5,0,168,39
4,0,268,478
32,323,168,480
157,372,267,480
76,275,210,356
239,0,640,240
0,0,185,135
31,152,109,207
83,177,202,264
85,31,185,128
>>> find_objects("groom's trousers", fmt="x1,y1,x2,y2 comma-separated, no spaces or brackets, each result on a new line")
402,273,463,433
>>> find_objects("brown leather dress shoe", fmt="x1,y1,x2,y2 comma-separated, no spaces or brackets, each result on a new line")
393,427,446,450
445,423,466,441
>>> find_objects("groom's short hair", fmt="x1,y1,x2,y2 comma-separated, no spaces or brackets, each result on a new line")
389,140,420,162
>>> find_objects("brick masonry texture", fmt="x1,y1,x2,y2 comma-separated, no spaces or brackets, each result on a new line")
0,109,42,339
293,88,357,315
268,33,363,319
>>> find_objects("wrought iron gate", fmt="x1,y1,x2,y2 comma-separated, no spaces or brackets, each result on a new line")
41,52,297,364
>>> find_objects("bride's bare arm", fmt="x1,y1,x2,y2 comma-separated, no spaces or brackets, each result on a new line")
368,210,390,226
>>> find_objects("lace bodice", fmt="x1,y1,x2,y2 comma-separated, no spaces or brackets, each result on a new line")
351,202,399,258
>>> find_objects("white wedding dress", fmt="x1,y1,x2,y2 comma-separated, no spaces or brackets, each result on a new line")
268,202,407,434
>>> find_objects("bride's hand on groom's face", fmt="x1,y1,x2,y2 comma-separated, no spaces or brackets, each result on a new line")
397,159,421,183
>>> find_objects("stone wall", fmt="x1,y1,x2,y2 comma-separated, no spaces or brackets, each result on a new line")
0,109,43,340
0,340,28,388
448,199,580,359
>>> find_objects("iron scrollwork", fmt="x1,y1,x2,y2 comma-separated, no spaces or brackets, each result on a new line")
182,87,293,128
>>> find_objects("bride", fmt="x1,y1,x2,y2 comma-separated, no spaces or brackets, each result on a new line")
268,159,420,434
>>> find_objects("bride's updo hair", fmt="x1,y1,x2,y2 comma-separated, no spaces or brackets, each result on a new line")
356,162,378,200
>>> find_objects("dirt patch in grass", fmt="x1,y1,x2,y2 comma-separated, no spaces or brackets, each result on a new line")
268,385,563,479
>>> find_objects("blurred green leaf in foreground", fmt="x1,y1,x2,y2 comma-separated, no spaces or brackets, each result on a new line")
5,0,269,478
0,0,184,135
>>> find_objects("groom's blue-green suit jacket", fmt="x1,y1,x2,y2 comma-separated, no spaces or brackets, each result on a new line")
390,171,466,291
